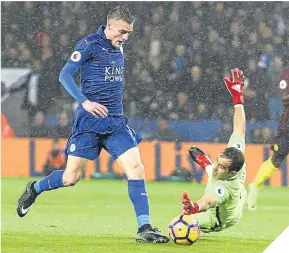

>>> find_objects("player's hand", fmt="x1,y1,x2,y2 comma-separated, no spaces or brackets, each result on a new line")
82,100,108,118
223,68,245,105
189,146,212,170
182,192,200,215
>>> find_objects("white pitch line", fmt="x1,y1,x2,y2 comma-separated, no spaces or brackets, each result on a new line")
249,206,289,211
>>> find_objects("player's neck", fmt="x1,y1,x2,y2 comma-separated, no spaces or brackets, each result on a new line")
103,27,112,40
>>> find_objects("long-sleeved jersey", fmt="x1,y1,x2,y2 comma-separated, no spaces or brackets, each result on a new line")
59,26,124,115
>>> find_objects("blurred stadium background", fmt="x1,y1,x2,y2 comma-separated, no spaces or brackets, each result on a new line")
1,2,289,253
2,1,289,183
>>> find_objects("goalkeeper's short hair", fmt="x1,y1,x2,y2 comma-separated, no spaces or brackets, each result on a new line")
221,147,244,172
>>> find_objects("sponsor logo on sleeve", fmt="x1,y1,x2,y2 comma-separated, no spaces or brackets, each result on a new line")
70,51,81,62
280,80,287,90
216,188,225,197
234,143,241,150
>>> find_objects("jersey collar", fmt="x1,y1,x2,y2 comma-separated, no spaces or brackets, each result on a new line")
227,174,238,181
97,25,116,49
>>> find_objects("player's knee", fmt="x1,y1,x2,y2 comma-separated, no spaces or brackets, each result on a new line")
128,163,145,180
272,151,286,168
62,171,82,186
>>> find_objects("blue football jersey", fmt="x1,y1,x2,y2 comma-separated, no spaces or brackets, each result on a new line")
67,26,124,115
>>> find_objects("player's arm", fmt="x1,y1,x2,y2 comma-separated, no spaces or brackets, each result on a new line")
182,192,216,214
223,68,246,137
59,40,108,118
232,105,246,137
182,183,229,214
183,193,217,214
59,61,87,104
59,40,91,104
282,93,289,107
280,76,289,107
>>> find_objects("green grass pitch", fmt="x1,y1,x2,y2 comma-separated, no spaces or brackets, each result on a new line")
2,177,288,253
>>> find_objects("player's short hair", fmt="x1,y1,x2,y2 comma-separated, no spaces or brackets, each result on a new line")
221,147,244,172
107,6,135,24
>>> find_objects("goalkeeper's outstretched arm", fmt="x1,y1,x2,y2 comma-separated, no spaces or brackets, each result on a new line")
182,192,217,215
223,68,246,137
232,105,246,137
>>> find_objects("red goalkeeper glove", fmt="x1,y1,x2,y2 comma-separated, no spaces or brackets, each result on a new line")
223,68,245,105
189,146,212,170
182,192,200,215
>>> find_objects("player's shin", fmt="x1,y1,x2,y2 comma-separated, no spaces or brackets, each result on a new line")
248,158,278,210
128,180,151,228
34,170,65,194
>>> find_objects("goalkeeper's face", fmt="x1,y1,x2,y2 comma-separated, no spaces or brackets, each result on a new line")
212,156,234,180
107,19,133,48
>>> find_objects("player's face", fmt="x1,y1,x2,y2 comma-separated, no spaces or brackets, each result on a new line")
212,155,232,180
107,19,133,48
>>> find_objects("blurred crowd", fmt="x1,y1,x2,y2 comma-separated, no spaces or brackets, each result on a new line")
2,2,289,143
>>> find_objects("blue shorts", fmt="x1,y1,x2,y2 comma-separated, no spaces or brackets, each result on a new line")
65,109,142,160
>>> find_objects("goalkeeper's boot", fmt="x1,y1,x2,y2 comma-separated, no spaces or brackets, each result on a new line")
247,183,258,211
136,224,169,243
17,181,38,217
189,146,212,170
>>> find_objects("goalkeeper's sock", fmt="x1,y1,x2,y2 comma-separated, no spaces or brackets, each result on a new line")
34,170,65,194
128,180,150,229
254,158,278,187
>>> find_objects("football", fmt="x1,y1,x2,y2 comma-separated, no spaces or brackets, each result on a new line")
168,214,200,245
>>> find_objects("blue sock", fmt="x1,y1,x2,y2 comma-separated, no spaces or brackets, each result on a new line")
34,170,65,194
128,180,150,228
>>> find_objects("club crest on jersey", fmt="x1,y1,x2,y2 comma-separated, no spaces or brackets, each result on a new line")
70,51,81,62
70,144,76,152
279,80,287,89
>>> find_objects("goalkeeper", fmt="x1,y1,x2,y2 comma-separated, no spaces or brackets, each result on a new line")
182,68,247,232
